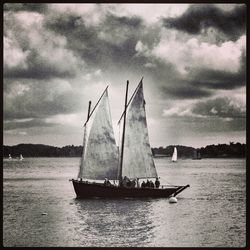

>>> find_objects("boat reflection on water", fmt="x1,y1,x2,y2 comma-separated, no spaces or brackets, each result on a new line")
72,198,156,247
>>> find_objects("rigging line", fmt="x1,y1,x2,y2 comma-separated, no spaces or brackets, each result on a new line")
83,85,109,126
118,80,129,183
117,77,143,125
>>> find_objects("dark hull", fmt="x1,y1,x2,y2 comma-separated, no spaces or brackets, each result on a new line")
72,180,189,199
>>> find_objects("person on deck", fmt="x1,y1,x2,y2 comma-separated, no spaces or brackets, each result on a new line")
146,179,150,188
131,179,136,188
141,181,146,188
149,180,155,188
155,177,160,188
126,179,131,187
122,176,128,187
104,178,111,186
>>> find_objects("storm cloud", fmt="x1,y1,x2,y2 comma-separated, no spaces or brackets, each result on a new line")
162,4,246,41
192,97,246,119
44,11,159,72
4,79,84,120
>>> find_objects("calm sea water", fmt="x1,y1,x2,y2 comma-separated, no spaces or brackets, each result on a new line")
3,157,246,247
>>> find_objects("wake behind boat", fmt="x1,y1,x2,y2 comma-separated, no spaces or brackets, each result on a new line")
71,78,189,198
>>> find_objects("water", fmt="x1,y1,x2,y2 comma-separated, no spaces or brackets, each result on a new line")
3,157,246,247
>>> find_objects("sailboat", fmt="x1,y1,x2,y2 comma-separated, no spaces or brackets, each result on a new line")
172,147,177,162
20,154,24,161
192,149,201,160
71,78,189,198
8,154,12,160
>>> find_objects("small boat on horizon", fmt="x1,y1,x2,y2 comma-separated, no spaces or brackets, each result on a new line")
6,154,24,161
192,149,201,160
71,78,189,198
171,147,177,162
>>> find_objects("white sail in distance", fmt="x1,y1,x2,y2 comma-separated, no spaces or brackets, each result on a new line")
78,88,119,180
121,81,158,179
172,147,177,162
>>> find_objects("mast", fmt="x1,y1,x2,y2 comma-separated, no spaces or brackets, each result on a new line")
119,80,129,185
87,101,91,121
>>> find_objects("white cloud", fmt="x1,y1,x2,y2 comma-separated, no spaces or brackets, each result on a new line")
49,4,106,26
4,36,29,69
215,86,246,112
162,99,198,118
5,81,30,98
116,4,190,23
4,11,84,76
49,3,96,14
45,113,82,127
5,130,27,135
152,31,246,74
5,118,34,123
14,11,44,26
135,40,151,57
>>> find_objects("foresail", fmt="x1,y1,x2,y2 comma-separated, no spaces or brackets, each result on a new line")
122,81,158,179
172,147,177,161
78,89,118,180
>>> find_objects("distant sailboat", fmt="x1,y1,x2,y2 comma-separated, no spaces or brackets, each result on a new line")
8,154,12,160
172,147,177,162
71,78,189,198
20,154,24,161
192,149,201,160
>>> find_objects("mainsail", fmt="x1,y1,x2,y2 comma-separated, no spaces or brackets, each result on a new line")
120,81,158,179
172,147,177,162
78,88,118,180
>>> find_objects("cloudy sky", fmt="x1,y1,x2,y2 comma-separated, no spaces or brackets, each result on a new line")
3,3,246,148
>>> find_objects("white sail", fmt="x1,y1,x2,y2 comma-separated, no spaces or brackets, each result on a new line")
78,89,119,180
20,154,24,160
172,147,177,162
121,81,158,179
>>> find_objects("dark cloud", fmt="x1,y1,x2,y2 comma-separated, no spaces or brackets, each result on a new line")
140,58,213,99
163,84,212,99
178,115,246,133
4,3,48,13
189,69,245,90
187,53,246,90
4,80,84,120
105,13,142,28
162,4,246,41
4,118,56,130
192,97,245,119
44,12,159,71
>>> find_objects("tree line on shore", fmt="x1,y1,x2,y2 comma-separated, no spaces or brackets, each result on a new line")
152,142,246,158
3,142,246,158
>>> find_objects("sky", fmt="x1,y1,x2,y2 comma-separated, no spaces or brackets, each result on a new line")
3,3,246,148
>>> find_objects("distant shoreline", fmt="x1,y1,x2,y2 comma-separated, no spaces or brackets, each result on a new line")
3,142,246,159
